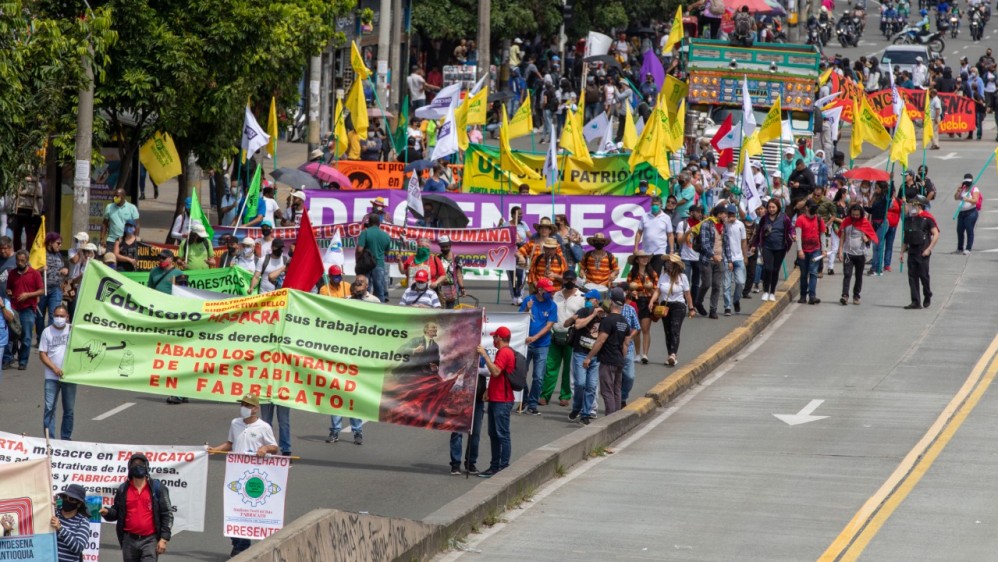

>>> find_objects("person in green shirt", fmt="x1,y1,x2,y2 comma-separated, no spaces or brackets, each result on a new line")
357,214,392,303
177,224,216,270
146,250,183,294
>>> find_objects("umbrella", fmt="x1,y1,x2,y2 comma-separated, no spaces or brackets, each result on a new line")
583,55,623,71
417,194,469,228
404,159,435,173
488,90,514,103
271,167,321,190
299,162,351,188
843,167,891,182
367,107,394,118
725,0,786,15
626,26,657,36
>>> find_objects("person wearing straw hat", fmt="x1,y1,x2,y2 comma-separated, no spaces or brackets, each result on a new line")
363,196,393,226
626,250,658,364
650,253,696,366
177,223,215,271
526,238,568,292
517,217,565,283
51,483,91,561
579,232,619,289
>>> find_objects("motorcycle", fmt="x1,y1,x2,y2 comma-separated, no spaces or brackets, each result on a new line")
807,18,825,46
819,18,834,43
970,10,983,40
891,25,946,51
949,13,960,37
838,18,860,46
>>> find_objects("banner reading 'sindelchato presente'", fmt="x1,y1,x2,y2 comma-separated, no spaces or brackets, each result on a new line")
64,262,484,433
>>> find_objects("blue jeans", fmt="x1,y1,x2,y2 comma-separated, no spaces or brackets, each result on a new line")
43,379,76,440
486,401,513,472
571,352,599,416
371,266,387,303
329,416,363,436
797,251,820,299
4,308,35,367
723,260,746,309
525,344,550,410
870,222,889,273
883,226,897,268
683,259,701,305
957,209,979,251
449,398,484,468
36,288,63,344
259,404,292,453
621,346,636,402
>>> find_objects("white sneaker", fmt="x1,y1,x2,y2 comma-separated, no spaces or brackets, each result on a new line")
762,292,770,301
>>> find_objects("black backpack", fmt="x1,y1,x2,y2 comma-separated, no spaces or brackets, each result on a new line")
355,247,376,275
690,222,707,255
506,349,528,391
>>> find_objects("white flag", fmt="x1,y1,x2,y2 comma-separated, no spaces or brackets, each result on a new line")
585,31,613,57
742,149,764,213
814,91,842,108
599,117,615,151
740,76,757,139
635,115,646,137
887,64,903,122
543,123,559,190
823,105,843,140
470,73,489,95
415,82,463,120
322,230,345,269
781,119,795,143
406,172,424,216
583,111,611,142
241,106,270,158
430,106,459,161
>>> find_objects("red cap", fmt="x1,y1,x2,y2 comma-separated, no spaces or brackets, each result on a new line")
414,270,430,282
490,326,511,339
328,265,342,276
535,278,556,292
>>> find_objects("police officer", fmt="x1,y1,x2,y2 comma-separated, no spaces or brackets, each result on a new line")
900,196,940,310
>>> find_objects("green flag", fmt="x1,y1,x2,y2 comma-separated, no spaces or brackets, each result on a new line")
244,164,261,223
392,96,409,155
189,189,214,241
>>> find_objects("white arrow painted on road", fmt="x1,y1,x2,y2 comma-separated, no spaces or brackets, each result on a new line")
773,399,828,426
936,152,961,160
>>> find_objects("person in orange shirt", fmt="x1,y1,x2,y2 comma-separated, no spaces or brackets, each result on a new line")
517,217,564,272
318,265,350,298
527,238,567,291
579,232,619,288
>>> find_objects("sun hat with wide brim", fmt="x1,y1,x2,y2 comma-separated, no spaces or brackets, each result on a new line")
627,250,652,265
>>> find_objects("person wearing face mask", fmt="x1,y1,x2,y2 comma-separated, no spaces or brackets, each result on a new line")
220,180,241,226
281,190,306,227
146,250,183,294
169,197,192,243
232,237,259,273
795,199,826,305
101,188,140,250
177,223,216,271
256,221,276,256
40,305,74,440
634,195,675,275
102,251,119,270
112,220,140,271
51,484,90,562
349,275,381,303
319,265,350,298
210,393,278,555
37,234,68,342
401,238,445,288
361,129,382,161
5,250,42,371
543,270,583,408
252,238,289,294
101,452,174,560
900,196,940,310
399,269,441,308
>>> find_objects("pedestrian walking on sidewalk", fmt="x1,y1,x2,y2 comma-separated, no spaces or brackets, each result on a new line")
650,254,695,367
795,199,826,304
749,198,794,303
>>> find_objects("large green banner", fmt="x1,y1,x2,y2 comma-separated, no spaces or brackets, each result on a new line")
64,262,483,432
119,266,253,295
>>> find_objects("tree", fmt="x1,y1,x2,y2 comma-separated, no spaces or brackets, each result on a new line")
412,0,562,41
0,0,114,195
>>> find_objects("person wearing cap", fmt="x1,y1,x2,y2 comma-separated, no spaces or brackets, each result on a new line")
579,232,619,289
542,270,583,408
795,198,826,304
4,250,42,370
634,196,675,275
788,159,816,210
251,238,289,294
768,170,789,210
256,220,277,256
169,197,192,242
111,220,140,272
399,269,442,308
209,394,276,555
693,205,732,319
519,276,558,415
51,483,91,561
435,236,466,308
147,250,183,295
358,214,391,302
319,265,350,298
177,222,216,271
281,190,307,227
779,147,801,182
66,232,88,281
230,237,259,273
564,288,604,423
101,251,118,270
809,149,829,189
101,452,174,559
101,188,141,248
900,196,939,309
582,287,632,416
954,173,981,254
723,204,747,316
309,147,325,163
476,326,516,478
913,56,928,87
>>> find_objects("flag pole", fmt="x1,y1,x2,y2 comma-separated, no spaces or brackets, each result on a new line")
951,150,994,221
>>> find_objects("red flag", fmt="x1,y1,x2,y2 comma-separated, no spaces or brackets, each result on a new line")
710,114,735,167
280,210,325,292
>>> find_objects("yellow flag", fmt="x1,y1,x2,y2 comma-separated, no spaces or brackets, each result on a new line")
558,105,593,168
858,95,891,150
663,74,688,118
455,97,470,151
507,92,533,139
743,131,763,157
466,86,489,125
266,97,278,157
138,132,182,185
29,216,46,271
500,105,541,180
922,90,934,149
756,97,782,146
332,98,349,157
346,79,368,138
351,42,371,81
622,104,638,150
667,99,686,153
662,6,684,55
889,106,917,168
819,67,833,85
850,97,863,161
629,98,671,181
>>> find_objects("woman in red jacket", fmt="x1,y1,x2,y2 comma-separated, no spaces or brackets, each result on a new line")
883,191,902,272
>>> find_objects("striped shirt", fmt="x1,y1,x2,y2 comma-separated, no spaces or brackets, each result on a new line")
399,287,441,308
56,511,90,562
579,250,618,287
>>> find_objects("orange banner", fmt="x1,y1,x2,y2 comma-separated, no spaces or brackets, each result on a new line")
832,86,976,133
334,160,463,190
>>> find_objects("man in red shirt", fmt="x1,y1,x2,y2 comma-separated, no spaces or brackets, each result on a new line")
795,200,826,304
5,250,42,370
101,452,173,560
477,326,516,478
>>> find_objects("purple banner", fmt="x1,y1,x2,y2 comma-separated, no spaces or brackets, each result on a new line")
302,190,649,255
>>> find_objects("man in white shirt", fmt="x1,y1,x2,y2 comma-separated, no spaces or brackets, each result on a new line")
912,56,928,88
407,66,437,111
544,270,585,407
723,205,748,315
233,237,259,273
261,186,283,226
634,195,675,275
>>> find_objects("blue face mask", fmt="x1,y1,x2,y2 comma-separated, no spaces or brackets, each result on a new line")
651,205,661,214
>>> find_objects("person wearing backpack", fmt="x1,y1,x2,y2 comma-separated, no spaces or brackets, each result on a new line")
566,289,605,424
101,452,174,560
477,326,518,478
954,173,982,254
520,278,558,415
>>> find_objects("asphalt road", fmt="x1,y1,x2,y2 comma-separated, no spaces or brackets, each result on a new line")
441,122,998,560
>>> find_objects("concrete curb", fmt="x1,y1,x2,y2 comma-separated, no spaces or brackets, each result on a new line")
420,270,802,556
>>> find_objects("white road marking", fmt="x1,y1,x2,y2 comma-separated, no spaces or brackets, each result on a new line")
92,402,136,421
773,399,829,426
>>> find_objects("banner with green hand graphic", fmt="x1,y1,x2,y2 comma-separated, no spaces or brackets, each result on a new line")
120,266,253,295
65,262,483,433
